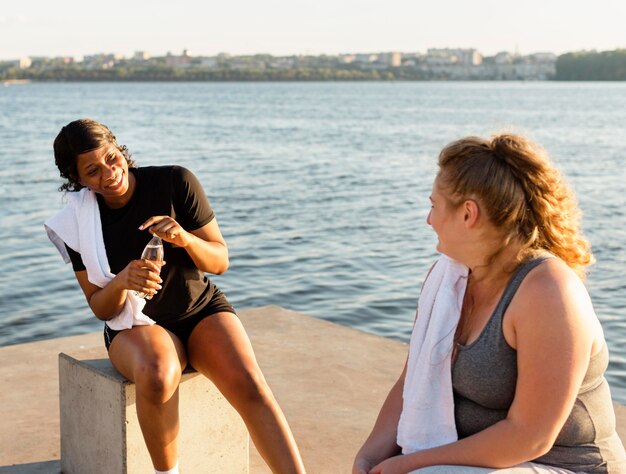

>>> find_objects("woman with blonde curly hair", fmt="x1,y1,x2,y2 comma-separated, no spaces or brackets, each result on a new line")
353,134,626,473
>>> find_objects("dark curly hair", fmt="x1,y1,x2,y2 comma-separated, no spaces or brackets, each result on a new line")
53,118,136,192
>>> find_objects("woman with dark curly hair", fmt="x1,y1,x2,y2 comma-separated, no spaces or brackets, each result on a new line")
353,134,626,474
46,119,306,474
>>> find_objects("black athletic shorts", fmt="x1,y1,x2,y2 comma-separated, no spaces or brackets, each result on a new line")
103,287,236,350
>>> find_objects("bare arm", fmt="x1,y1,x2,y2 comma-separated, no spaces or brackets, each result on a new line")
74,258,163,320
73,212,226,319
140,216,229,274
353,362,407,474
371,259,599,474
357,262,438,473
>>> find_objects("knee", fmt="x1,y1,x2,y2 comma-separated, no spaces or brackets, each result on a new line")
134,359,182,403
220,367,272,408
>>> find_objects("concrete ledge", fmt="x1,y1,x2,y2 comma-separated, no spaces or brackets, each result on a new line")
1,306,625,473
58,354,248,474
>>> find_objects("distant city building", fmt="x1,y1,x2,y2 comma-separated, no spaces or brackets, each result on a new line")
494,52,514,65
54,57,75,66
18,57,32,69
529,52,557,63
165,50,192,67
354,53,378,63
199,57,218,68
267,57,296,69
457,49,482,66
229,57,266,70
133,51,150,61
83,53,122,69
425,49,453,65
426,48,482,66
0,47,559,81
378,52,402,67
399,52,422,67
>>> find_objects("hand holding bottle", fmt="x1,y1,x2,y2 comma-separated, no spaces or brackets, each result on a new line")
135,235,164,299
116,257,163,299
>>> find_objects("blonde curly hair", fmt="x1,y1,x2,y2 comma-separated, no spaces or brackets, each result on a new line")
437,133,594,279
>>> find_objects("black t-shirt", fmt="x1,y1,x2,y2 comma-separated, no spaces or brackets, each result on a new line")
66,165,217,324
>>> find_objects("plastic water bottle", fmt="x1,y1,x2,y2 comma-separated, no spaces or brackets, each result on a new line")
136,235,164,300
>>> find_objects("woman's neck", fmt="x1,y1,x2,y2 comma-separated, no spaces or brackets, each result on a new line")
466,240,524,285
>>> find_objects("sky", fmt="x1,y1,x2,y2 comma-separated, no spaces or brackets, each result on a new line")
1,0,625,60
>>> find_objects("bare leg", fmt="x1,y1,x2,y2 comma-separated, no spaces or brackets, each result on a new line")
108,325,187,471
187,312,306,474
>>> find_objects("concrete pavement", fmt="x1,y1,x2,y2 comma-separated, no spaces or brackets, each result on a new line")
1,306,624,473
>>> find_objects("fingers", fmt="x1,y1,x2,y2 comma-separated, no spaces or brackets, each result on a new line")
124,259,164,297
138,215,166,231
139,216,183,241
141,259,165,273
131,277,162,297
153,220,179,239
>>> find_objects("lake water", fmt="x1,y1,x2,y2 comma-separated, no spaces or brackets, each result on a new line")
1,81,625,400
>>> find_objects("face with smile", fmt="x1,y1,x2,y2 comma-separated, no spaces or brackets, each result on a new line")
76,144,135,208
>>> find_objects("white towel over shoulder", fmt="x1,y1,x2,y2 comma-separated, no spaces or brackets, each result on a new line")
397,255,469,453
44,188,155,330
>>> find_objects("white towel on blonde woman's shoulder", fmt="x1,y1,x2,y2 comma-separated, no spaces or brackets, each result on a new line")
397,254,469,453
44,188,155,330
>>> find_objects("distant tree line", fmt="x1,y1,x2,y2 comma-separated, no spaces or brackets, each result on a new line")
1,65,401,82
0,65,516,82
555,50,626,80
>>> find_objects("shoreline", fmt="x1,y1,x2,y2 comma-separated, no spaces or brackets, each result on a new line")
1,79,32,85
2,78,625,84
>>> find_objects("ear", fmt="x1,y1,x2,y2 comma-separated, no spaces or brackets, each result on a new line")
462,199,480,227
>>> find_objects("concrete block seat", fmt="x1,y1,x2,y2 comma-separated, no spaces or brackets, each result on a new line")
58,353,249,474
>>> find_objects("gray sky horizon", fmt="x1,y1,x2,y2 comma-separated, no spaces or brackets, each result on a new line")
1,0,625,61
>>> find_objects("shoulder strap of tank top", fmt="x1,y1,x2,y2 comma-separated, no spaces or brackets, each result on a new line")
494,255,553,320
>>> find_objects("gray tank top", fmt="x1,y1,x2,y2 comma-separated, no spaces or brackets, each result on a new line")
452,257,626,473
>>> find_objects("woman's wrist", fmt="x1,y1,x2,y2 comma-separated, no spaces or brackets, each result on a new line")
179,230,195,249
108,273,129,295
402,452,422,472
